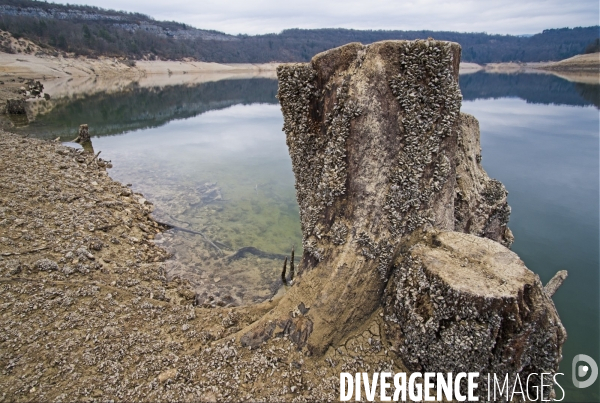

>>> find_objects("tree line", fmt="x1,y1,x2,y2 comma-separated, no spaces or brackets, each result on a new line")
0,0,598,63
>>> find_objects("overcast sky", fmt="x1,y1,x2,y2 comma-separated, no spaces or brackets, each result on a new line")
66,0,598,36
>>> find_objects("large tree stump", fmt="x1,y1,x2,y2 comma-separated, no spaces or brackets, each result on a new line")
240,40,565,395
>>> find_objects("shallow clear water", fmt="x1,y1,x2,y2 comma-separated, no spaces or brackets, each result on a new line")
12,71,599,401
93,103,302,305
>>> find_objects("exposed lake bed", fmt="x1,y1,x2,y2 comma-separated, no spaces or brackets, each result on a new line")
0,120,366,402
1,52,599,401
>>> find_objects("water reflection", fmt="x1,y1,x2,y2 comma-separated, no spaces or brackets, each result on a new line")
14,71,598,142
460,71,600,108
6,113,30,128
17,78,279,139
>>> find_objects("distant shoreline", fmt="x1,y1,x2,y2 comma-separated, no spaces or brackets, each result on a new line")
1,50,596,78
459,54,599,85
0,52,279,80
0,51,596,107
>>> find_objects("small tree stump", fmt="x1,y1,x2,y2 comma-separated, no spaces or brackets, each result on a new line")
74,124,94,153
384,230,566,400
75,124,90,143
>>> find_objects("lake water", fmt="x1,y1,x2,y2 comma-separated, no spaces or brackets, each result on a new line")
12,70,599,402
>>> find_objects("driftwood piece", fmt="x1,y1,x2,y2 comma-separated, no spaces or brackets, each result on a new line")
1,245,49,256
153,219,223,255
544,270,568,297
281,257,288,284
289,245,295,281
281,247,297,285
226,246,288,262
87,151,101,166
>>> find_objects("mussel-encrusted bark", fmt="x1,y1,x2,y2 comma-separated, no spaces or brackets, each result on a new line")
240,41,564,395
383,231,565,401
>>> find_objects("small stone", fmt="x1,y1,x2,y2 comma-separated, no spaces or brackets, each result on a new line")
89,240,103,251
5,260,21,275
298,302,309,315
76,247,95,260
34,258,58,272
61,266,75,275
158,368,177,383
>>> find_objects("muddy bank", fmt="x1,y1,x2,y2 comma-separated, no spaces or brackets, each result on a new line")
535,52,599,73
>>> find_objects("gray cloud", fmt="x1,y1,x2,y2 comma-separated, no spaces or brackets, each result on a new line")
68,0,599,35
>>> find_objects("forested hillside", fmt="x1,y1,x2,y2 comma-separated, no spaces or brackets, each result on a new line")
0,0,598,63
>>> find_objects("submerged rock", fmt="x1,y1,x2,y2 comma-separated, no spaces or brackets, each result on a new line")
6,99,26,115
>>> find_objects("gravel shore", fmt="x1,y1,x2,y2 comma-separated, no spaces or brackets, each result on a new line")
0,127,397,401
0,55,400,400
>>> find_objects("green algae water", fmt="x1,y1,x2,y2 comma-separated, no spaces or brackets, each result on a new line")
11,72,599,401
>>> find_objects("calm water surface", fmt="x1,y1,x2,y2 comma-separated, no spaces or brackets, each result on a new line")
13,71,599,401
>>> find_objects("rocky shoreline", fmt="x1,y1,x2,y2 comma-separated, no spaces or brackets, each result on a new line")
0,68,399,399
0,126,394,402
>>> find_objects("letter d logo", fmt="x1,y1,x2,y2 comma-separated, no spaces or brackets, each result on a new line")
572,354,598,388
